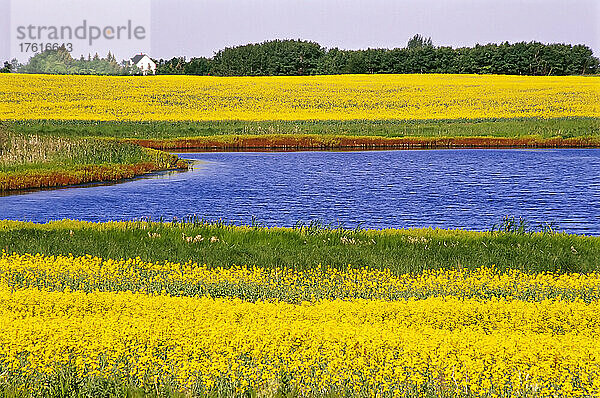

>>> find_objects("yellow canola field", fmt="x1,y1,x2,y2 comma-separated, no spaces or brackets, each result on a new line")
0,73,598,121
1,287,600,396
2,253,600,396
3,253,600,302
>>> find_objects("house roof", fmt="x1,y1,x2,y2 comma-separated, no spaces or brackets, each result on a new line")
131,54,147,64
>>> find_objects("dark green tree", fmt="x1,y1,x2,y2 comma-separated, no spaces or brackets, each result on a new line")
0,60,14,73
18,47,129,75
211,39,325,76
407,34,433,49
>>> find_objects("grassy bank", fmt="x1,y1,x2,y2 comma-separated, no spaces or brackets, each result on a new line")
5,117,600,139
129,133,600,150
4,117,600,150
0,130,188,191
1,219,598,274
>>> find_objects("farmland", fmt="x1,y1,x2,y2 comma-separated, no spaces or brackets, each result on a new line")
3,278,600,397
2,71,600,397
1,220,600,396
1,74,599,122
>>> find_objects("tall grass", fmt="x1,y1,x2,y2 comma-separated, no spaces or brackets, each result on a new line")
0,131,89,167
1,219,598,274
0,130,187,190
4,117,600,140
0,130,169,171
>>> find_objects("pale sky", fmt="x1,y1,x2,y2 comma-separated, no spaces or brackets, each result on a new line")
1,0,599,63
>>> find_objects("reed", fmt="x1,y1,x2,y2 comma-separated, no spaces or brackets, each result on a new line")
0,131,187,191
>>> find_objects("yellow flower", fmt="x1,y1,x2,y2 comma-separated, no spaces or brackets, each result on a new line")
1,74,598,121
1,251,600,395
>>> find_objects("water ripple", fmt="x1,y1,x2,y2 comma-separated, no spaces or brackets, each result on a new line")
1,149,599,235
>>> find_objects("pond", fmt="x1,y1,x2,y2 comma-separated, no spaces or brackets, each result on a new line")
2,149,600,235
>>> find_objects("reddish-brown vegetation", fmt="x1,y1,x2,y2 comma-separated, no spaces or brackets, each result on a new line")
128,135,600,151
0,161,188,191
4,134,597,192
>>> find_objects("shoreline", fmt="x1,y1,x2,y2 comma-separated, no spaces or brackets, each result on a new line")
128,134,600,151
3,135,599,193
3,117,600,191
0,161,189,192
1,219,598,274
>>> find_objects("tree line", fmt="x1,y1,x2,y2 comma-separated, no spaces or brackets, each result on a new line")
156,36,598,76
1,47,139,75
2,36,598,76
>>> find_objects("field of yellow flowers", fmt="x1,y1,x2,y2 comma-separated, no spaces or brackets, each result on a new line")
1,74,599,121
2,252,600,397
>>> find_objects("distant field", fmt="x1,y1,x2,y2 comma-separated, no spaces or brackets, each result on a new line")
1,74,599,121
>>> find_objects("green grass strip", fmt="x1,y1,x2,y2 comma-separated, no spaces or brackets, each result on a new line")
4,117,600,140
1,219,598,274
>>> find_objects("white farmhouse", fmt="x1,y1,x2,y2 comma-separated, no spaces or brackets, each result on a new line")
130,53,156,75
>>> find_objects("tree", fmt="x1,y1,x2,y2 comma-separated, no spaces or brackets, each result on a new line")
18,48,128,75
156,57,187,75
184,57,211,75
210,39,325,76
0,61,13,73
407,34,433,50
106,51,117,64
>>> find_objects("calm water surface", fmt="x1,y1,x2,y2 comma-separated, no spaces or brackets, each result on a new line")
2,149,600,235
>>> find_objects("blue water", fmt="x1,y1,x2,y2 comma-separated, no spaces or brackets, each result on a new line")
1,149,600,235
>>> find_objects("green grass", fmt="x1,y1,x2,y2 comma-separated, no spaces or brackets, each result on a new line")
0,129,187,191
0,130,181,173
3,117,600,140
1,219,598,275
0,366,456,398
0,366,189,398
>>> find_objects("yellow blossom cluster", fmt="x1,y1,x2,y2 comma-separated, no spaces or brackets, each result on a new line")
2,287,600,396
1,73,598,121
2,252,600,302
2,253,600,396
